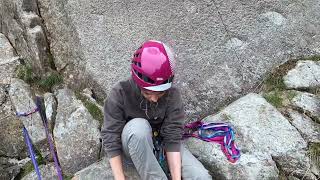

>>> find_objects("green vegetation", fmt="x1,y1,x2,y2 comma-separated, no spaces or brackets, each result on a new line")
37,73,63,91
15,64,63,92
263,60,297,92
286,91,298,101
264,75,286,92
263,91,283,108
308,143,320,169
300,55,320,62
63,175,74,180
75,92,104,124
16,64,35,84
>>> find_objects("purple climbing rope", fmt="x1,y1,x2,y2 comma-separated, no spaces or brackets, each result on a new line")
183,120,241,163
22,127,42,180
36,97,64,180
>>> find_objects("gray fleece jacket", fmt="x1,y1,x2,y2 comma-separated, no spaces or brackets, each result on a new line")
101,78,185,158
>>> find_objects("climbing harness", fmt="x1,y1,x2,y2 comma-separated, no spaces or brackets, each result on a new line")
183,120,240,163
15,97,63,180
153,130,171,178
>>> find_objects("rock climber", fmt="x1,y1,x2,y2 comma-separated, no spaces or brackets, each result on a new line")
101,40,212,180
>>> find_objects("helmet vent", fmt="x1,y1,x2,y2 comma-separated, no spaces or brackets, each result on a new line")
132,61,141,68
132,61,141,67
134,69,155,84
161,76,174,84
133,53,141,58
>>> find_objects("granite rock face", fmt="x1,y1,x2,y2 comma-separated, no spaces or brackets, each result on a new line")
290,91,320,122
186,93,309,180
36,0,320,119
0,0,51,74
0,85,26,159
54,88,101,175
73,157,140,180
284,60,320,89
21,163,58,180
287,109,320,144
8,79,46,144
0,33,20,83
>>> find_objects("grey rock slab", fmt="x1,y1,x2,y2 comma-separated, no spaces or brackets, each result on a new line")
272,152,318,180
287,109,320,143
21,163,58,180
37,0,320,121
44,93,57,132
0,33,21,81
284,60,320,89
0,157,24,180
8,79,46,144
73,157,140,180
0,0,50,73
290,91,320,121
0,85,27,158
54,88,100,175
186,138,279,180
0,33,15,60
37,0,87,87
186,93,307,179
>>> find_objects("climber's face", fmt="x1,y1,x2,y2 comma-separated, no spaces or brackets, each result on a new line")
141,89,166,103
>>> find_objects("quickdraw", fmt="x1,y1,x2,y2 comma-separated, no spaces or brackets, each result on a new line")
183,120,240,163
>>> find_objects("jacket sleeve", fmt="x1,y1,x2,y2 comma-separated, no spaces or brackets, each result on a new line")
101,85,126,158
161,88,185,152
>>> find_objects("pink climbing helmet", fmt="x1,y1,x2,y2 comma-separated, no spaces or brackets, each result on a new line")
131,40,175,91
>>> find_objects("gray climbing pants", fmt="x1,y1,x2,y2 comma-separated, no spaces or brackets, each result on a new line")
121,118,212,180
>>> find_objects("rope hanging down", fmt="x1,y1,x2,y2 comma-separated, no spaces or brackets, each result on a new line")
36,96,64,180
16,97,63,180
17,108,42,180
22,127,42,180
183,120,241,163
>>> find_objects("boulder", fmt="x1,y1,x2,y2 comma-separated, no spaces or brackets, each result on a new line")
72,157,140,180
8,79,46,144
0,85,27,158
21,163,58,180
287,109,320,143
186,93,308,179
290,91,320,122
284,60,320,89
54,88,101,175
